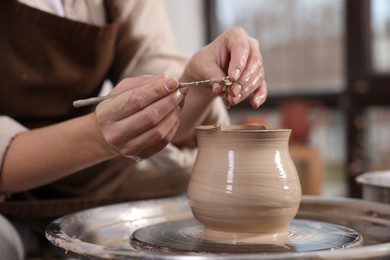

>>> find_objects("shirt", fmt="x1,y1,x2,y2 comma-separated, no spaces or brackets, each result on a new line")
0,0,230,204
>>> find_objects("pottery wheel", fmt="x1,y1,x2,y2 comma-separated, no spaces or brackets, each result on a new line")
130,218,363,254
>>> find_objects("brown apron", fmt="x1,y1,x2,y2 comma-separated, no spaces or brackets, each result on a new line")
0,0,189,219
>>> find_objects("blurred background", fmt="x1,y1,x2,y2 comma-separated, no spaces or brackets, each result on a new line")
163,0,390,198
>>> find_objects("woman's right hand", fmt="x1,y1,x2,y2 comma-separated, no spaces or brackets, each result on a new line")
0,74,185,192
94,74,186,160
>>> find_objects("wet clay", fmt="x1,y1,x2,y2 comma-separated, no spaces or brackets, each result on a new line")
187,124,302,243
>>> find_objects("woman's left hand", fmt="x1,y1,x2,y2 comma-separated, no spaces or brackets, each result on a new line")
182,27,267,108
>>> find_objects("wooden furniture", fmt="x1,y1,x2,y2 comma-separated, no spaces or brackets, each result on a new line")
290,145,323,195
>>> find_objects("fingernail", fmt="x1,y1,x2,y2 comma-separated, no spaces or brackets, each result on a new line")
232,93,242,104
232,83,242,96
255,94,265,107
175,89,185,99
165,79,178,91
233,68,240,80
179,87,188,96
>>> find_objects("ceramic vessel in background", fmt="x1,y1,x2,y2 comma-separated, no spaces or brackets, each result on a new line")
187,124,302,243
356,171,390,204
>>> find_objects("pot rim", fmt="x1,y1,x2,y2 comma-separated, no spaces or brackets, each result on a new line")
195,124,292,133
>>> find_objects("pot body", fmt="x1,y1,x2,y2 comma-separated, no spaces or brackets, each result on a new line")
187,125,302,241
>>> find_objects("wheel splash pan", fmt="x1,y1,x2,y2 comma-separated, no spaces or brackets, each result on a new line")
46,195,390,259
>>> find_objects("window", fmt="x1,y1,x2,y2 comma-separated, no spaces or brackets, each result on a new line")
371,0,390,73
206,0,390,198
211,0,345,95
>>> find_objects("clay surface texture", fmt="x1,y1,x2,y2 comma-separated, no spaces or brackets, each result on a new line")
187,124,302,243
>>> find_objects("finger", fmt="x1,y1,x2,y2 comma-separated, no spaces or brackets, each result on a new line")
225,27,251,81
250,80,267,109
227,66,263,106
106,90,184,146
96,75,162,121
227,39,264,106
226,81,242,98
101,76,179,121
137,119,180,159
118,106,181,158
240,60,264,100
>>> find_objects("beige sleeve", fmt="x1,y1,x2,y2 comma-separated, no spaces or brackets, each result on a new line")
0,117,28,172
0,117,28,200
201,97,231,127
106,0,189,83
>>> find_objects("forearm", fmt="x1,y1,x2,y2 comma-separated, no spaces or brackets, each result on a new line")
0,113,114,193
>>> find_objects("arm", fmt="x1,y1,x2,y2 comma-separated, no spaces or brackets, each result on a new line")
1,113,110,192
107,2,266,144
0,75,184,192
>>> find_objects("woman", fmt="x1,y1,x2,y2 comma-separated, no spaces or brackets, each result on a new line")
0,0,266,257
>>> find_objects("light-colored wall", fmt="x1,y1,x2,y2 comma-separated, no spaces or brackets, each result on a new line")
163,0,206,54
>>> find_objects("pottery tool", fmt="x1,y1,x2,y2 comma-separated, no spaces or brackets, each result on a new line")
72,77,232,108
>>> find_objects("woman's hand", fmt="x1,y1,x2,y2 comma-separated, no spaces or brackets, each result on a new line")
94,75,186,160
182,27,267,108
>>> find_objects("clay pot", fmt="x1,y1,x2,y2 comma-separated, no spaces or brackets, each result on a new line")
187,124,302,243
356,171,390,204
